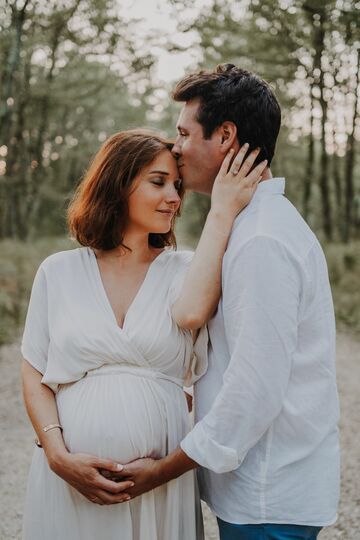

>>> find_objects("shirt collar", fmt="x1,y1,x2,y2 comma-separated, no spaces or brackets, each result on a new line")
234,178,285,224
253,177,285,199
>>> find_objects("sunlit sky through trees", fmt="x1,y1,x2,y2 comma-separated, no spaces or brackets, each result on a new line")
121,0,212,81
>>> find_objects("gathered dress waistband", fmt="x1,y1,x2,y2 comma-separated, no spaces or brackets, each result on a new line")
85,363,184,388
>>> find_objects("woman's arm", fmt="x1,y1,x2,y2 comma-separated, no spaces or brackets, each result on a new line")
21,360,133,504
172,146,267,329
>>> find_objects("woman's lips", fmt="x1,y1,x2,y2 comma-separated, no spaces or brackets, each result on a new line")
157,210,175,216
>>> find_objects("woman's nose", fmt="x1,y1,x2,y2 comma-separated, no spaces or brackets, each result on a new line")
165,185,181,204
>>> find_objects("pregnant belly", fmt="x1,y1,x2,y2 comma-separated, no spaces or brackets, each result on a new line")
56,370,186,464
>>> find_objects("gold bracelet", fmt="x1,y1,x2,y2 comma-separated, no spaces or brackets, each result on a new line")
35,423,63,448
43,423,63,433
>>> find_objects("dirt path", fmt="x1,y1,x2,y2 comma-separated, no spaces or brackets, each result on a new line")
0,333,359,539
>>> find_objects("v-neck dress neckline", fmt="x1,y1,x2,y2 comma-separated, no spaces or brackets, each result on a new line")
88,247,167,331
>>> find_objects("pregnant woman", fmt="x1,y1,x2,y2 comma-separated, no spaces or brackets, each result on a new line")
21,129,266,540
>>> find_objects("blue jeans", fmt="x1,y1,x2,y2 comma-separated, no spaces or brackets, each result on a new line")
217,519,322,540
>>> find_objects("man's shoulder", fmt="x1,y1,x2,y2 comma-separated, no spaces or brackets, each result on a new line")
229,197,318,262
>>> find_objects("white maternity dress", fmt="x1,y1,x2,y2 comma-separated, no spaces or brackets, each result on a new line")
21,247,207,540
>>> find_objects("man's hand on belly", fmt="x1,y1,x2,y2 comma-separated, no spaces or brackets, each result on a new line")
106,447,198,501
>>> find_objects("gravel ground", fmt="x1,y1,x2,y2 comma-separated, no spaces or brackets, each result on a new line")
0,333,359,539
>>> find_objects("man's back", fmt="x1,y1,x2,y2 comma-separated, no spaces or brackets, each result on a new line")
184,178,340,525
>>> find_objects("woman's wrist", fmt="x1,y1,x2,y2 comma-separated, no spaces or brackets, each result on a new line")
47,448,71,473
207,206,236,231
43,437,70,471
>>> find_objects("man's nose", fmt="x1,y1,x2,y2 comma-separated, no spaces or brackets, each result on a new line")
171,139,181,159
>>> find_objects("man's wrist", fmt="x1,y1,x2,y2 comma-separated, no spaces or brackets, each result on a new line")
156,447,198,484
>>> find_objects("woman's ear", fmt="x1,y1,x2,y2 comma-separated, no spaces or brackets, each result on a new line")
218,122,238,153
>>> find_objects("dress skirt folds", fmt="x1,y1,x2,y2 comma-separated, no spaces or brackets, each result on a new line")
21,248,207,540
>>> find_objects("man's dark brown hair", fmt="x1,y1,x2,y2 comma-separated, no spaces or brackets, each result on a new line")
172,63,281,166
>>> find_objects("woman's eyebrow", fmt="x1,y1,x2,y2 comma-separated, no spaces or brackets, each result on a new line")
149,170,169,175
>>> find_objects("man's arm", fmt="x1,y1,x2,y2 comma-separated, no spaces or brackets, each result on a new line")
115,448,198,500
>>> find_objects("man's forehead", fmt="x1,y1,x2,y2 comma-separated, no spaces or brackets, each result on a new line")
176,100,200,129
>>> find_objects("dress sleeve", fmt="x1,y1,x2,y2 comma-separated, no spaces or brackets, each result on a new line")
183,326,209,387
21,265,49,375
168,250,194,304
168,250,209,386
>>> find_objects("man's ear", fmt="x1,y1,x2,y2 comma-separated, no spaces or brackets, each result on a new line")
218,122,238,154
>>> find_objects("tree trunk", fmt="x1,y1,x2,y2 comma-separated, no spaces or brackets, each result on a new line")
2,51,32,240
303,86,315,221
26,0,82,237
342,49,359,243
0,0,30,239
315,9,332,240
0,0,30,143
332,144,342,240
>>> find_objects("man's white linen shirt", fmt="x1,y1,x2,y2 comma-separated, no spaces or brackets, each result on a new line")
181,178,340,526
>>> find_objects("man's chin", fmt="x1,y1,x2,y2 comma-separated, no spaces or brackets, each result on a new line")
183,177,212,195
182,174,198,191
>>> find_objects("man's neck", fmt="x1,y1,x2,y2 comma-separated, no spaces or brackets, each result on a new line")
260,167,273,181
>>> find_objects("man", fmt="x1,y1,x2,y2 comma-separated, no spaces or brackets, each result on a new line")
119,64,340,540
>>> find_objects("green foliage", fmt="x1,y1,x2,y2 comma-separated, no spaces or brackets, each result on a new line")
176,192,211,245
0,237,74,345
324,242,360,334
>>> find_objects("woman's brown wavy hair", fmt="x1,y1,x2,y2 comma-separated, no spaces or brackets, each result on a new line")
67,129,184,251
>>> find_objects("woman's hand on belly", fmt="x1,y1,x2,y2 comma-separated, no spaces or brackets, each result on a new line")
50,451,135,505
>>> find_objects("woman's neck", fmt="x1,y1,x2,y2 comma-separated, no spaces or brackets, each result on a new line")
96,228,159,264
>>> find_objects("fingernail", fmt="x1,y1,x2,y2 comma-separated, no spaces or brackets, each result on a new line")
130,482,135,487
125,496,131,501
244,143,249,148
229,148,234,153
117,464,124,470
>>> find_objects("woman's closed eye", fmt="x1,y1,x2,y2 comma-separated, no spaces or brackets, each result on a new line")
151,178,182,191
151,178,165,186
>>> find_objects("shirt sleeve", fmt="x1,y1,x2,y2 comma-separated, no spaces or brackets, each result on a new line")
181,235,301,473
21,265,49,375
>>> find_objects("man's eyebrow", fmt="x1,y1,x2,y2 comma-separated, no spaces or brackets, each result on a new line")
148,170,169,175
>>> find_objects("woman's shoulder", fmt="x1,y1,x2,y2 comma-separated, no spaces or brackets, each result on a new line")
39,247,85,273
163,248,194,268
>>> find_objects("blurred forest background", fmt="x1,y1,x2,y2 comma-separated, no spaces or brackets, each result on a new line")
0,0,359,344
